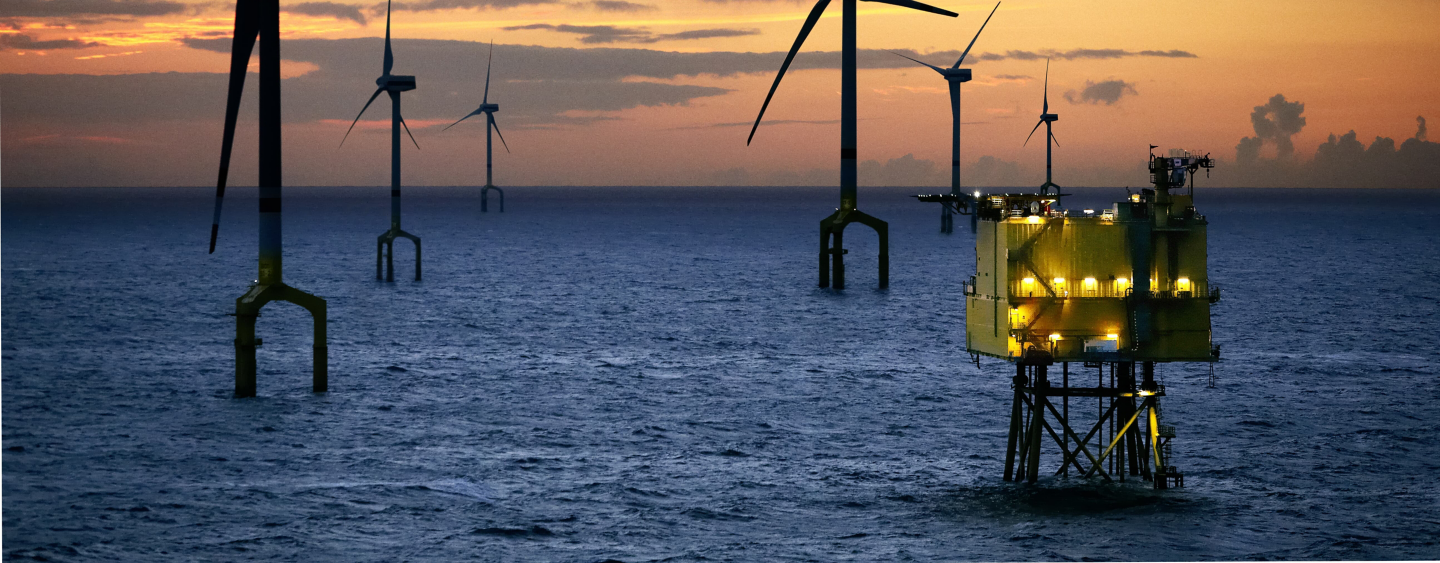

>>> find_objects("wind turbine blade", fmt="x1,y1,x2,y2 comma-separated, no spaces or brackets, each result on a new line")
340,87,386,147
1043,58,1049,112
400,114,420,150
748,0,830,146
211,0,260,254
490,115,510,153
889,50,945,75
483,39,493,105
442,110,481,131
953,1,999,68
863,0,957,18
382,0,394,76
1049,130,1059,147
1023,119,1043,146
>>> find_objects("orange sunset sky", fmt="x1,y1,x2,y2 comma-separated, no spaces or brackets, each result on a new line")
2,0,1437,188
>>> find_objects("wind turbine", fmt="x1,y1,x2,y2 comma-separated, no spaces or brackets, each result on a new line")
1024,59,1061,199
342,0,423,282
895,1,999,234
209,0,328,398
444,41,510,213
748,0,958,290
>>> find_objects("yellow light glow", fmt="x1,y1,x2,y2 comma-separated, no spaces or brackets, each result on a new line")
1106,333,1119,340
1049,333,1061,340
1138,390,1155,397
1177,277,1192,291
1022,277,1035,287
1053,277,1065,286
1131,194,1141,202
1083,277,1097,290
1026,215,1042,224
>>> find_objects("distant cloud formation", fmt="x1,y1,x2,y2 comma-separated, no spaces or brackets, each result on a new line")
584,0,656,11
1225,96,1438,188
1236,94,1306,161
1063,79,1136,105
0,0,186,18
390,0,557,12
502,22,759,43
972,48,1197,62
0,32,100,50
285,1,368,24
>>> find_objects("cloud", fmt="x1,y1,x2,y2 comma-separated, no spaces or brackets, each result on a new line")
0,32,100,50
0,0,187,18
991,74,1030,81
1063,79,1136,105
284,2,368,24
388,0,558,12
1238,93,1305,159
503,23,650,44
971,48,1198,62
503,22,759,43
7,39,743,129
584,0,656,11
1225,103,1439,188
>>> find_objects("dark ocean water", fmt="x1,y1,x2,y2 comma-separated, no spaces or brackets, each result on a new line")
3,185,1439,561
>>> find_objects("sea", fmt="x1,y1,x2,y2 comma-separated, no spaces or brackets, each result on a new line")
3,185,1439,561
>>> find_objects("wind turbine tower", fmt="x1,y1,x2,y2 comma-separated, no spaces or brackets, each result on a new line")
897,1,999,235
749,0,958,290
445,41,511,213
209,0,328,398
1025,60,1061,199
343,0,423,282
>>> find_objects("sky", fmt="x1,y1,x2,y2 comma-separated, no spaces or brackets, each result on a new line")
2,0,1438,188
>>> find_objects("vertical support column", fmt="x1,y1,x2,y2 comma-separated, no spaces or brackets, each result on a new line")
485,113,494,188
311,299,328,392
1062,362,1069,477
256,0,281,287
1025,364,1048,483
1004,364,1025,481
235,310,258,398
832,227,846,290
839,0,857,212
414,238,422,282
390,91,402,233
376,239,384,280
1118,363,1134,481
818,222,831,288
386,240,394,282
875,220,888,289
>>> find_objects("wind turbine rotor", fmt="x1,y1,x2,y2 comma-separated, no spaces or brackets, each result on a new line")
210,0,261,254
952,1,1000,68
382,0,394,77
341,87,386,147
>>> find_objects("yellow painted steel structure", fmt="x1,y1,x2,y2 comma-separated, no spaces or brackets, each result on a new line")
965,187,1218,364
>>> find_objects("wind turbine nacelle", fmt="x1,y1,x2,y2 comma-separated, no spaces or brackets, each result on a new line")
945,69,973,82
478,103,499,113
1042,113,1059,122
379,75,417,92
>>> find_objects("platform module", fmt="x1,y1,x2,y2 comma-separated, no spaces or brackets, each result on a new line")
966,148,1218,488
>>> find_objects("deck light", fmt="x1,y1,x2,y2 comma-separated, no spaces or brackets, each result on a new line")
1177,277,1191,292
1106,333,1119,340
1049,333,1061,341
1027,215,1042,224
1083,277,1097,291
